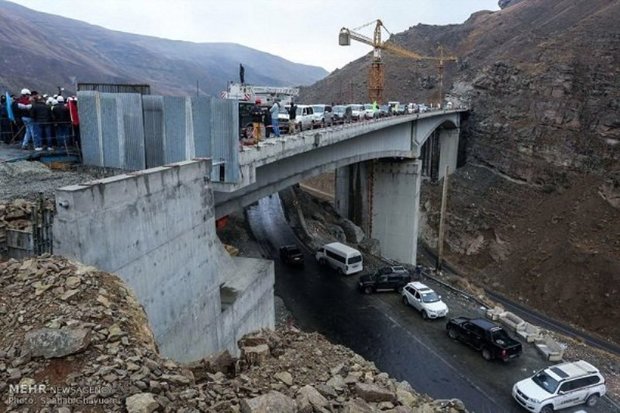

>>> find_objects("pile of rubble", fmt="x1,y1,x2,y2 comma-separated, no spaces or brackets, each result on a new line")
0,255,468,412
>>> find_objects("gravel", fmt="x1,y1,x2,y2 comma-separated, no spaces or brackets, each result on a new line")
0,161,123,202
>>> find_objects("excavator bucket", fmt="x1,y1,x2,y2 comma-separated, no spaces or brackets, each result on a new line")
339,29,351,46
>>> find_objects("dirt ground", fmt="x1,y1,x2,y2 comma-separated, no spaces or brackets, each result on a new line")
302,167,620,346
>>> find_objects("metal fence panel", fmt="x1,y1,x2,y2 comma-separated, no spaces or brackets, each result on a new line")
143,96,165,168
77,92,240,182
117,93,146,170
163,96,187,164
192,97,211,158
77,91,103,166
101,94,121,169
210,98,239,182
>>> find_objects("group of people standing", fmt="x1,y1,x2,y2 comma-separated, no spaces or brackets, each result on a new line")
1,88,77,151
249,98,298,143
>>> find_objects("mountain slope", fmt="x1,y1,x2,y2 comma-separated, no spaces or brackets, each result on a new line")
301,0,620,344
0,1,327,96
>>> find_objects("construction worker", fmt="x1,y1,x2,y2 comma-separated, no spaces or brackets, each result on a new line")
250,99,263,142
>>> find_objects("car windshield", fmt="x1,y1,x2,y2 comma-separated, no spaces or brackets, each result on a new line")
279,107,289,114
348,255,362,264
532,371,559,394
333,106,345,113
364,104,373,110
287,247,301,254
312,106,324,113
352,105,364,111
392,266,406,272
421,291,440,303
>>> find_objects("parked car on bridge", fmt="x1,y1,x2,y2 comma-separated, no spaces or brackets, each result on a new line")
512,360,606,413
446,317,522,362
311,104,334,127
350,104,365,121
294,105,315,131
402,281,448,319
358,266,411,294
333,105,352,124
363,104,377,119
279,244,304,266
378,104,391,118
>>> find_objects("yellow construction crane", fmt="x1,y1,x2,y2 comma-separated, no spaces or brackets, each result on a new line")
339,19,457,105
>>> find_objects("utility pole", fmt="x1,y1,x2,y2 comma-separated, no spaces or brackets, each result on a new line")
436,165,449,272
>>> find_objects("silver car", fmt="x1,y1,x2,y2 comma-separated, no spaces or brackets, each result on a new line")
311,104,333,127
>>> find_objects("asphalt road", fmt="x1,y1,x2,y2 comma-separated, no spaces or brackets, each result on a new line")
246,195,618,413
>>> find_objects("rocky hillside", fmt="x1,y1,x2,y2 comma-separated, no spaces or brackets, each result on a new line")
0,255,467,412
0,1,327,96
300,0,619,345
301,0,619,181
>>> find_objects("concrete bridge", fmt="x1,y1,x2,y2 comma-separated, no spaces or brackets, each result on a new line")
54,96,466,362
214,109,465,264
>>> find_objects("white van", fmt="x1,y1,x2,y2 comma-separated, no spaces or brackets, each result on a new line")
315,242,363,275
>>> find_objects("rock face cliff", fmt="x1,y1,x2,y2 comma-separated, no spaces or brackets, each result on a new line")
301,0,620,344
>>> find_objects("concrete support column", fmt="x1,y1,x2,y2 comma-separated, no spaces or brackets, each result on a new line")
335,163,371,234
438,128,459,180
370,159,422,265
335,166,350,218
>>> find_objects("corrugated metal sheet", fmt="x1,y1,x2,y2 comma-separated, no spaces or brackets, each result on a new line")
117,93,146,170
77,92,240,182
210,98,239,182
142,96,165,168
77,91,103,166
101,94,120,168
192,97,211,158
162,96,187,164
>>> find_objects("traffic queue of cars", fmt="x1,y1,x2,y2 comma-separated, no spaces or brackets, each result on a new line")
277,240,607,412
240,99,443,140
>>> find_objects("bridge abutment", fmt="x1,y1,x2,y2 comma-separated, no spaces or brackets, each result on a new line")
54,159,274,362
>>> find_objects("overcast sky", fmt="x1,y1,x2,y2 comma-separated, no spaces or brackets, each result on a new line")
11,0,500,71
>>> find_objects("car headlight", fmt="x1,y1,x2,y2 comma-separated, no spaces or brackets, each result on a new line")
529,397,541,404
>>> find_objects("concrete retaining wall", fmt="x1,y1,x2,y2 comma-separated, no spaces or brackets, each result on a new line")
54,159,274,361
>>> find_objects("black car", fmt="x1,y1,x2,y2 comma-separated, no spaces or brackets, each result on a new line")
279,245,304,266
358,266,411,294
446,317,523,362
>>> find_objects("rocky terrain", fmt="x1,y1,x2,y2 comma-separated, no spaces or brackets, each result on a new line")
300,0,620,347
0,255,467,413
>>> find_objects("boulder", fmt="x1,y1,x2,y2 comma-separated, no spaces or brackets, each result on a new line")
340,219,365,244
354,382,396,403
359,238,381,256
275,371,293,386
328,224,347,243
125,392,159,413
296,385,329,412
22,328,90,359
240,391,296,413
242,344,270,366
342,397,374,413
